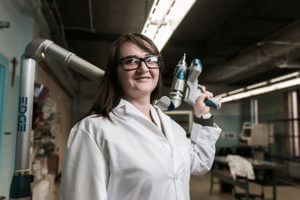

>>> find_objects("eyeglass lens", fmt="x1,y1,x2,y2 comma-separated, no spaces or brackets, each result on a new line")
120,56,160,70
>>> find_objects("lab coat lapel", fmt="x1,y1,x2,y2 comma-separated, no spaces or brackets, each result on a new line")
155,107,176,146
114,99,162,133
155,106,187,183
112,99,126,118
114,100,175,139
124,99,153,121
113,99,147,120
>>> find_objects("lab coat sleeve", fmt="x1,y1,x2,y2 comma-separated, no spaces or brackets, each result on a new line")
189,122,221,175
61,126,109,200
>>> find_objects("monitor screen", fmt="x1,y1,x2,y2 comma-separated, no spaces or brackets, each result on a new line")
243,129,252,137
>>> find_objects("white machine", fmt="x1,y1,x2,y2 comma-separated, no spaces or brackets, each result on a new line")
240,122,274,146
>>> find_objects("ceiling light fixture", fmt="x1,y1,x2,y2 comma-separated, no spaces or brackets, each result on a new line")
217,72,300,103
246,81,268,90
142,0,196,51
270,72,299,83
277,62,300,69
228,88,245,95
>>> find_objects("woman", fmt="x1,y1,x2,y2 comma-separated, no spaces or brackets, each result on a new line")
61,33,221,200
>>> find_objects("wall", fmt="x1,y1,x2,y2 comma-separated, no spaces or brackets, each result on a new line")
0,53,9,181
214,101,242,147
217,88,296,155
202,84,243,147
256,91,286,156
35,65,72,173
0,0,35,197
0,0,26,197
215,89,287,149
71,80,99,124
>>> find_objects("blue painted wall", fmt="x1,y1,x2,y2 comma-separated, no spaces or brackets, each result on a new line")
0,53,9,180
213,89,288,151
0,59,20,197
213,101,243,147
0,0,35,197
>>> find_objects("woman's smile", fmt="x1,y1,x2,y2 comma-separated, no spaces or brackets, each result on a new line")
135,76,151,81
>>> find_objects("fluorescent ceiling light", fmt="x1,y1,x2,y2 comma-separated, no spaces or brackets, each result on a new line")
145,24,158,39
150,0,174,23
142,0,196,51
216,93,227,98
222,92,250,103
221,77,300,103
154,24,173,50
228,88,245,95
270,72,299,83
273,78,300,89
246,81,267,90
278,63,300,69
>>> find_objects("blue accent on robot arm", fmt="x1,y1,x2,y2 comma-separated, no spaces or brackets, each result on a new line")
204,98,218,109
177,68,185,80
193,59,202,66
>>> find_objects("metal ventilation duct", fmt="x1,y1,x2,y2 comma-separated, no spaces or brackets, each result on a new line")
204,19,300,84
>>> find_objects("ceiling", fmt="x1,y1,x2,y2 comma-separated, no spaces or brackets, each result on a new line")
43,0,300,91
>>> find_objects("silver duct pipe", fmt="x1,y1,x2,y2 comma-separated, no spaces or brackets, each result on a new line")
15,58,36,172
25,39,104,82
10,39,104,199
10,57,36,200
205,19,300,83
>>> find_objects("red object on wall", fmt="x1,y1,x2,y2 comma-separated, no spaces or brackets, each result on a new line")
11,57,18,87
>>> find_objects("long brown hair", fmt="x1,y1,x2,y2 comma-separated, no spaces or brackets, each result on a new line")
88,33,163,121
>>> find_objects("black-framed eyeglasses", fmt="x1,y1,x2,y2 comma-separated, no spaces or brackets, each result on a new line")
119,55,162,71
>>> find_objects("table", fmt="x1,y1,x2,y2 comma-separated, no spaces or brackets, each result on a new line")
210,156,284,200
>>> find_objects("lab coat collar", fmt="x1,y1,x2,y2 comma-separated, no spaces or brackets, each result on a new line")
113,98,153,122
113,99,176,146
113,99,174,139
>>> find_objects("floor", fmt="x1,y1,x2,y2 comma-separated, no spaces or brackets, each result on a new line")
55,172,300,200
190,172,300,200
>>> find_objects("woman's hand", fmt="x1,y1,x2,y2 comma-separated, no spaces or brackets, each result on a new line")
194,85,213,118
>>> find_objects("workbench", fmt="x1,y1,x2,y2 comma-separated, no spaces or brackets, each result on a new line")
210,156,284,200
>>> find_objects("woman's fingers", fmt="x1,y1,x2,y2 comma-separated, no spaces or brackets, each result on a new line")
197,85,206,92
198,84,213,98
197,92,208,102
194,84,214,117
206,91,213,98
194,93,210,117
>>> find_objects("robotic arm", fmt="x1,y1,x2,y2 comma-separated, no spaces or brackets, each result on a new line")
156,53,221,111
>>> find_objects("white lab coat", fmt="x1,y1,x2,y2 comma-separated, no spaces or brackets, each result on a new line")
61,99,221,200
